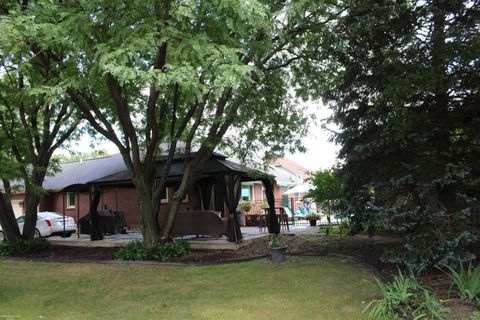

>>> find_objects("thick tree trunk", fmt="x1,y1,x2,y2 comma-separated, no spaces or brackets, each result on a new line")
0,189,21,244
136,185,160,246
21,185,42,240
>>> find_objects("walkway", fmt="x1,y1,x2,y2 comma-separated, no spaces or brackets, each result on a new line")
49,224,319,250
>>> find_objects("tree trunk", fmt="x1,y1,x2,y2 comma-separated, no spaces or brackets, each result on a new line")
0,189,21,244
21,185,42,240
136,185,160,246
159,173,193,241
160,159,204,240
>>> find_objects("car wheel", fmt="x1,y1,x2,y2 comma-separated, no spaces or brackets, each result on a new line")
34,229,42,238
65,232,72,238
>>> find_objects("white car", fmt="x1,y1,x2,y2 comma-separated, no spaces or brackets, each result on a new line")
0,211,77,239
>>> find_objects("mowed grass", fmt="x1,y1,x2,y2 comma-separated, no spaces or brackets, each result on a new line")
0,256,378,320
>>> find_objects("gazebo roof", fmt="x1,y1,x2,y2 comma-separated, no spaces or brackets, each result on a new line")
92,154,272,186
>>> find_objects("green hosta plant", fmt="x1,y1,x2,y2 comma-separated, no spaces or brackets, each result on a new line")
116,240,191,261
364,269,447,319
441,261,480,304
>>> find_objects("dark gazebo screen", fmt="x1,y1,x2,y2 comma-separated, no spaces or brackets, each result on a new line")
223,174,243,243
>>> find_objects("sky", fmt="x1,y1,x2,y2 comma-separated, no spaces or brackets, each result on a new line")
286,102,340,172
61,103,340,172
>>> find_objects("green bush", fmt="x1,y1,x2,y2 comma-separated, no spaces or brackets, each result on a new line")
339,220,350,236
325,225,334,236
441,261,480,304
364,269,447,320
0,237,51,256
116,240,191,261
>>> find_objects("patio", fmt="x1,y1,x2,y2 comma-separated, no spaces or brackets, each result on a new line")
49,224,320,250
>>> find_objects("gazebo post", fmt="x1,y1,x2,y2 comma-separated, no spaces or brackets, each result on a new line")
223,174,243,243
89,185,103,241
77,189,80,238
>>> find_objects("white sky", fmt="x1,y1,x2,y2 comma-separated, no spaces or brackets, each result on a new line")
60,103,340,173
287,102,340,171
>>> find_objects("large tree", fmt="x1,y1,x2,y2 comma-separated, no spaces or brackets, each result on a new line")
0,1,81,241
9,0,340,245
322,0,480,268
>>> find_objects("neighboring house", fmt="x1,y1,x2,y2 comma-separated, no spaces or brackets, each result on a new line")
239,158,313,225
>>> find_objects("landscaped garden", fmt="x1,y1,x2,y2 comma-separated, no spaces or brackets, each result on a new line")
0,256,377,320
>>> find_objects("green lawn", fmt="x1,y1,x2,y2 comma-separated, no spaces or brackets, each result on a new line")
0,256,378,320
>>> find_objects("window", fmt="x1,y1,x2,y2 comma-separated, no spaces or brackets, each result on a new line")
241,185,253,201
160,188,169,204
66,192,76,209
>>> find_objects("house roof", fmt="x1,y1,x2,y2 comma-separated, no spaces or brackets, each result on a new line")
267,165,302,187
1,152,275,193
270,158,312,179
43,154,126,191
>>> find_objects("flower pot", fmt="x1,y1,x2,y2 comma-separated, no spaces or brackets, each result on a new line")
309,220,317,226
270,246,287,263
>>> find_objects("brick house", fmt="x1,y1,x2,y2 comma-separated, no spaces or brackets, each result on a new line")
6,154,309,232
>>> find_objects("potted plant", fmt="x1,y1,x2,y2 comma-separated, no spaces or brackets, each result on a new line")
239,201,252,213
259,201,269,209
269,234,287,263
306,213,319,226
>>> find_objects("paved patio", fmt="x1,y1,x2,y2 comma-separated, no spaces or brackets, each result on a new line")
49,224,320,250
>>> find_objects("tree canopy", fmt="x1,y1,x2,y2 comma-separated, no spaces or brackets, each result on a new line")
1,0,340,244
0,2,81,241
321,0,480,269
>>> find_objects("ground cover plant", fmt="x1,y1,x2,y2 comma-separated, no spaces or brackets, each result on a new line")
115,240,191,261
441,261,480,304
0,256,377,320
364,269,447,320
0,238,51,256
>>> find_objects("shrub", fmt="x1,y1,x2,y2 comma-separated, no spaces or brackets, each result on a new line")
364,269,447,320
116,240,191,261
325,225,334,236
339,220,350,236
441,261,480,304
0,237,51,256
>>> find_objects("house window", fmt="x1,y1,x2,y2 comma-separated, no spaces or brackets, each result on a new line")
160,188,169,204
66,192,76,209
241,185,253,201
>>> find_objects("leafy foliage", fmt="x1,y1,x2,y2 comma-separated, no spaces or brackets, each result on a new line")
115,240,191,261
0,0,342,243
308,167,345,223
364,269,447,320
441,261,480,304
321,0,480,268
0,237,51,257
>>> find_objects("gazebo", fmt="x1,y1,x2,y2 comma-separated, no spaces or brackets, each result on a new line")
89,152,280,242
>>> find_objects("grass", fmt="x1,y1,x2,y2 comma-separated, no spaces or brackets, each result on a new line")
0,256,378,320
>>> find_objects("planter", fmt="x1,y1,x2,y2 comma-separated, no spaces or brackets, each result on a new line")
270,246,288,263
309,220,317,226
